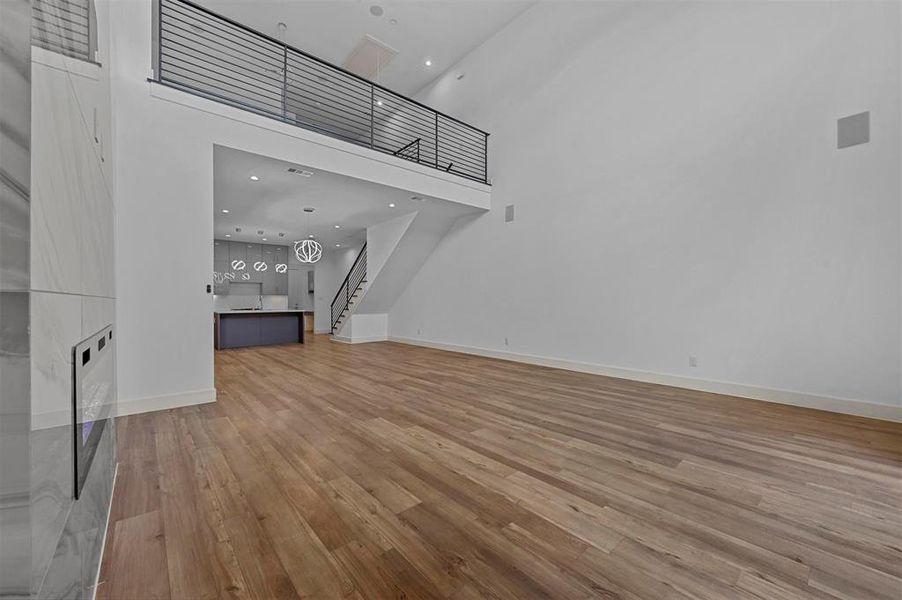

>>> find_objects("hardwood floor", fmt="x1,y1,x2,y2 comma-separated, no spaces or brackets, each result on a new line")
97,336,902,599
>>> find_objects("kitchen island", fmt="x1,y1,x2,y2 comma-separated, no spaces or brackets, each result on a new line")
214,310,313,350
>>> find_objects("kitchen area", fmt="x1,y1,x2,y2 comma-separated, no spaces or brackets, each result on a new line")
213,238,315,349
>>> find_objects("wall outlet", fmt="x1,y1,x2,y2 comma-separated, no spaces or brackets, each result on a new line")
688,354,698,368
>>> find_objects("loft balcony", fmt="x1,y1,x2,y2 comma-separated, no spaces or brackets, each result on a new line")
151,0,490,184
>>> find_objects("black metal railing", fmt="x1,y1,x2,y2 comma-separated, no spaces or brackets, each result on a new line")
331,244,367,333
153,0,490,184
32,0,97,62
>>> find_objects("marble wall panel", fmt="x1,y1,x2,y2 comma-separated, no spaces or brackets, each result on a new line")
0,0,32,597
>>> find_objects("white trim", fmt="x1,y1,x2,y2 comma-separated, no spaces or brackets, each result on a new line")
31,46,101,80
388,336,902,423
332,334,386,344
90,462,118,600
116,388,216,417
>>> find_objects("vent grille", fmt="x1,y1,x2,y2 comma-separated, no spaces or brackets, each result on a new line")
287,167,314,177
342,34,398,79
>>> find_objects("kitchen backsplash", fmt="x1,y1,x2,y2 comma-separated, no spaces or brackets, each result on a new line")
213,290,289,311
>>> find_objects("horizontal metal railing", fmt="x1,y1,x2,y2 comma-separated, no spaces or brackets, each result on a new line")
331,244,367,333
32,0,96,62
154,0,489,184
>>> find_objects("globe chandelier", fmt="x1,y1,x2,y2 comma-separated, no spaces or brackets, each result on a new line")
294,207,323,264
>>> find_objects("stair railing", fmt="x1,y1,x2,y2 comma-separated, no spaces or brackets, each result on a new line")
330,243,367,333
393,138,421,163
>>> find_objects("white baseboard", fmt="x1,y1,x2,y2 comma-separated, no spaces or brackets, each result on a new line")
332,334,387,344
116,388,216,417
388,336,902,422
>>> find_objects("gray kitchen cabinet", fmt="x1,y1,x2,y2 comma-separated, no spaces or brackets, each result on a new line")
215,241,289,294
214,239,229,261
228,241,249,282
274,246,289,294
261,265,276,295
228,241,246,262
261,245,277,294
260,244,278,270
213,258,230,294
246,243,263,283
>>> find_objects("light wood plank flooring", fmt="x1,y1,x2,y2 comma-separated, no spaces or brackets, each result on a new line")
97,336,902,599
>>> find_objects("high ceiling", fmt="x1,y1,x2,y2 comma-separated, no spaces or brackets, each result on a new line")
194,0,533,96
213,145,480,252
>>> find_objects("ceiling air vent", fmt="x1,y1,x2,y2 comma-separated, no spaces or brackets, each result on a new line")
286,167,314,177
343,34,398,79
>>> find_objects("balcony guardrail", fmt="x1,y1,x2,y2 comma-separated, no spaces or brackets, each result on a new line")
153,0,490,184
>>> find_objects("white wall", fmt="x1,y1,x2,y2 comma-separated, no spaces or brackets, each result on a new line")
288,265,314,311
336,314,389,344
390,1,902,414
109,0,489,408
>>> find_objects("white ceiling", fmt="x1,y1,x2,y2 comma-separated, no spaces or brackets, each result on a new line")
194,0,533,96
213,145,479,251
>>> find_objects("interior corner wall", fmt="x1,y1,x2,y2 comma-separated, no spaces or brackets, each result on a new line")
390,1,902,412
109,1,487,407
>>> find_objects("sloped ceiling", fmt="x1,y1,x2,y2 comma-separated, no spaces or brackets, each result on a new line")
193,0,533,96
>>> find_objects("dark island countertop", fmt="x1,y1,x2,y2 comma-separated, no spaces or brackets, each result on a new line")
214,310,311,349
214,309,313,314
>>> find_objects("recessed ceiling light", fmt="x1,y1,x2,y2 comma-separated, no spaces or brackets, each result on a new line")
308,234,315,238
335,244,341,247
455,72,465,80
334,225,340,229
222,209,229,213
388,203,395,208
389,18,397,25
376,99,383,107
262,238,267,241
424,59,432,67
369,4,383,16
249,175,259,181
225,234,231,237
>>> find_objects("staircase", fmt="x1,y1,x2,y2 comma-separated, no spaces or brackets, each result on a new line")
329,206,484,342
330,244,367,334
